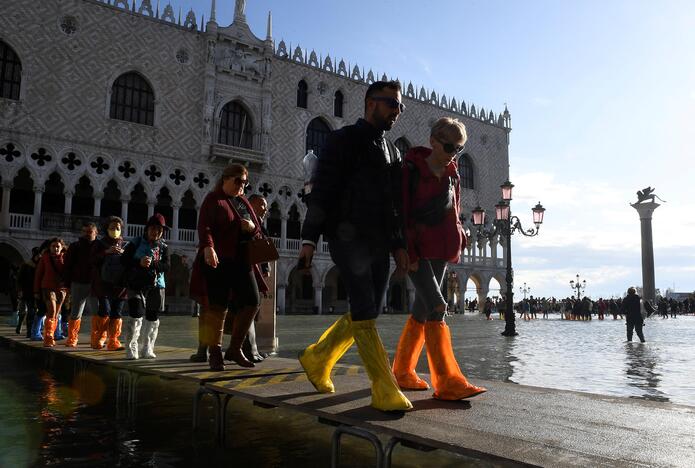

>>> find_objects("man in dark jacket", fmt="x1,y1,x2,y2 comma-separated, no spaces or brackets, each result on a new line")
621,287,645,342
297,80,412,412
63,222,98,346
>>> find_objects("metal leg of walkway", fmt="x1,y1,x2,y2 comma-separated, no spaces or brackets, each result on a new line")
115,370,140,420
331,425,385,468
193,384,232,446
384,437,437,468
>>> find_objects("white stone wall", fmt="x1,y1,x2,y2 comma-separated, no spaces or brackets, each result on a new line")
0,0,512,312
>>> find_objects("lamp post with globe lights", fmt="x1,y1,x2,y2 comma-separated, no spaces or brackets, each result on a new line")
471,180,546,336
519,282,531,300
569,274,586,300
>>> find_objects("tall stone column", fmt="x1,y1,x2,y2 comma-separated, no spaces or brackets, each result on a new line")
64,190,74,215
631,201,660,303
121,196,130,223
172,202,181,242
277,284,286,315
280,214,288,249
147,201,155,218
93,191,103,218
31,187,44,230
477,285,490,314
314,285,323,315
1,182,12,231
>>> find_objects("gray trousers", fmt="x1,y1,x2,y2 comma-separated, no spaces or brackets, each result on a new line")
409,259,448,323
70,282,98,320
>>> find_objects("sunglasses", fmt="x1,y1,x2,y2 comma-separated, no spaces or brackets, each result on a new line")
234,177,249,187
435,137,465,155
370,96,406,112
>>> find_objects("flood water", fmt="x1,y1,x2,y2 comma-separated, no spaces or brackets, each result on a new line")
1,313,693,467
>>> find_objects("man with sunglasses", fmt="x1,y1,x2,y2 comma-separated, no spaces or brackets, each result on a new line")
297,80,412,412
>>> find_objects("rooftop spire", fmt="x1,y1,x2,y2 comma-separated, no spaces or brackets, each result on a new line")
266,11,272,40
210,0,216,22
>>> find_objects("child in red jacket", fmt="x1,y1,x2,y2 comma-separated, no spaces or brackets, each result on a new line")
34,238,67,347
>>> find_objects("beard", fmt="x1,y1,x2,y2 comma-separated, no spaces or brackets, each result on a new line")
373,110,399,131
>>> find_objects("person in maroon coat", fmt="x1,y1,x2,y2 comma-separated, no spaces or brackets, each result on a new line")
190,163,268,371
33,238,67,347
392,117,486,400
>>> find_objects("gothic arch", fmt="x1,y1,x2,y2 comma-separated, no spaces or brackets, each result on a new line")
0,38,25,101
105,69,159,126
459,153,476,190
305,116,333,157
216,98,257,149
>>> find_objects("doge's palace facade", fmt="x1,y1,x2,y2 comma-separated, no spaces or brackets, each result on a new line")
0,0,511,313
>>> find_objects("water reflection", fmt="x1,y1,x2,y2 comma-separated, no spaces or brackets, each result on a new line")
624,343,668,402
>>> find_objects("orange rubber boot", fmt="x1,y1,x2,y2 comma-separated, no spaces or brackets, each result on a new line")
392,316,430,390
424,321,486,400
91,316,109,349
65,318,81,347
106,318,124,351
43,317,57,348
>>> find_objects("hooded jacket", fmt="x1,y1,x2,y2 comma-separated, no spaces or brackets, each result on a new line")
34,251,66,292
402,146,466,263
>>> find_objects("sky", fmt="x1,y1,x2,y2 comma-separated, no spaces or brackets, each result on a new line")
177,0,695,299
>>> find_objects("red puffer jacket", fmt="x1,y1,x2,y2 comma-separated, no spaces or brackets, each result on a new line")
402,146,466,264
34,252,66,292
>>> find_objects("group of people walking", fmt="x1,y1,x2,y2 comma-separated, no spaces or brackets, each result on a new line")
12,215,169,359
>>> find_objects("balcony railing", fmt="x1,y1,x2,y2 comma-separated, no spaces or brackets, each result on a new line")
270,237,330,257
40,213,102,232
178,228,196,243
210,144,266,166
9,213,32,230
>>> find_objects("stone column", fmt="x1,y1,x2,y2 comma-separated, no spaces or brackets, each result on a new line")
314,285,323,315
406,278,416,313
172,202,181,242
64,190,74,215
457,274,468,313
277,284,286,315
280,214,288,249
93,191,103,218
121,196,130,223
631,201,660,303
380,288,388,313
1,182,12,231
477,285,490,314
147,201,155,218
31,187,44,230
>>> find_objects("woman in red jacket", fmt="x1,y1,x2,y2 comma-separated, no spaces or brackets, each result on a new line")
33,238,67,347
191,164,268,371
392,117,486,400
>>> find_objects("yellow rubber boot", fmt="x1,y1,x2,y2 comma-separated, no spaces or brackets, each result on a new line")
352,319,413,412
392,316,430,390
298,313,354,393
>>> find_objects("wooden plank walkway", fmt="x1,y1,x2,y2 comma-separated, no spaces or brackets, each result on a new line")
2,325,695,467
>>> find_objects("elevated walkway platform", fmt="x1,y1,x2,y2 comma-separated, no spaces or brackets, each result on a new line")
2,325,694,467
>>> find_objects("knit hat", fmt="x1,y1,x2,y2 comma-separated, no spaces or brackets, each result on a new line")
145,213,169,230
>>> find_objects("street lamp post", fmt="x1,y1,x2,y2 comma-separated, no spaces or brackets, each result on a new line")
472,181,545,337
519,282,531,300
569,274,586,300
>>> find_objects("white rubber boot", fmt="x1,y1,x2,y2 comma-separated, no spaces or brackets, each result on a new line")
140,319,159,359
125,317,143,360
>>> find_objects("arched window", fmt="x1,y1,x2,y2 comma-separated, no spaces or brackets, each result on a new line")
297,80,308,108
333,90,344,117
459,154,474,189
394,137,410,156
110,72,154,125
306,118,331,157
0,41,22,100
218,101,253,149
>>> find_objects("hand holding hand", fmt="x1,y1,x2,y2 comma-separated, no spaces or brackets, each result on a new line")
393,248,409,278
298,245,315,271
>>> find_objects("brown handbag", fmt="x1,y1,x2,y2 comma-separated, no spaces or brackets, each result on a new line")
244,237,279,265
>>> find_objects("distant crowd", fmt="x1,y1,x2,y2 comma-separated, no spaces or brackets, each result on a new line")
459,295,695,320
